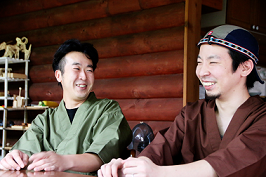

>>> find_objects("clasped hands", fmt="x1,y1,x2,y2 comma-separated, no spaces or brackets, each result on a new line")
0,150,66,172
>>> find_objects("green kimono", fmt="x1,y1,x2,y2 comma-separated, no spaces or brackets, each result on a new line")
11,92,132,175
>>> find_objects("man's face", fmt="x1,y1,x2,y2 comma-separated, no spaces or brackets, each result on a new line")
196,44,242,100
55,51,94,103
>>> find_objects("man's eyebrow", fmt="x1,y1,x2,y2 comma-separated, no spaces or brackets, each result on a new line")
197,55,221,60
87,64,93,68
72,62,81,66
72,62,93,68
207,55,221,59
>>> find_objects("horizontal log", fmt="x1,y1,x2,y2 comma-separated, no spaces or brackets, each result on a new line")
29,50,184,82
0,0,220,19
116,98,183,121
95,50,184,79
28,74,183,100
30,27,184,65
29,82,63,101
0,3,185,48
29,64,56,83
0,1,109,35
93,27,184,59
0,0,184,20
0,0,88,18
139,0,183,9
93,74,183,99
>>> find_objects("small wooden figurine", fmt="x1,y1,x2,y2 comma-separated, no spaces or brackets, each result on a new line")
0,37,32,60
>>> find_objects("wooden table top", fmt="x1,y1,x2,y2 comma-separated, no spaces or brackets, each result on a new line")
0,170,94,177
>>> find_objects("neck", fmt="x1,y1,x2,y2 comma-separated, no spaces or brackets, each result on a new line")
215,87,250,136
215,88,250,114
63,99,85,109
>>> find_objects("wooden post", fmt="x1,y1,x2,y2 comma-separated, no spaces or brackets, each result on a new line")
183,0,202,106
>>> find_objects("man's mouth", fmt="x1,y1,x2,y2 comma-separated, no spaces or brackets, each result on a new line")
201,82,215,86
76,84,87,88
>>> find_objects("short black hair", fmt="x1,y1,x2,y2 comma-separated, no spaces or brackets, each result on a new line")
52,39,99,73
229,49,256,89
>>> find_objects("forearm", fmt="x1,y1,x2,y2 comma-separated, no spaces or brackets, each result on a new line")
159,160,217,177
62,153,103,173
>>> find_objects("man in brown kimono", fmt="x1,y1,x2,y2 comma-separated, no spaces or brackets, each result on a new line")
98,25,266,177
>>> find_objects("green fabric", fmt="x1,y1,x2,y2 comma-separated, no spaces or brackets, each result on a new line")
11,92,132,176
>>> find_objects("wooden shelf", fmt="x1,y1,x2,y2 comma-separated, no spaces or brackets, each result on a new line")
0,57,30,64
0,57,30,158
0,77,29,82
3,146,12,151
5,127,29,131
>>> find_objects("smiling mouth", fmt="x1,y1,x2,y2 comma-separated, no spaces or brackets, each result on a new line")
76,84,87,88
201,82,215,86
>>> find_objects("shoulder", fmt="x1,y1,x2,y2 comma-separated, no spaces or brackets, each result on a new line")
183,99,214,112
34,100,64,121
86,92,121,110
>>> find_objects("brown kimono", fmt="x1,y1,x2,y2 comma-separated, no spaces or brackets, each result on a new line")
139,96,266,177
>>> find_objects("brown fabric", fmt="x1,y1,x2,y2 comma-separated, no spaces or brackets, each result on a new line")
139,96,266,177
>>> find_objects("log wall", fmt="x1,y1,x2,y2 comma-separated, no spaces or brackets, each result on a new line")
0,0,222,135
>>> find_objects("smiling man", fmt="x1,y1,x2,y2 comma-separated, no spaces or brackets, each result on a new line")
98,25,266,177
0,39,132,176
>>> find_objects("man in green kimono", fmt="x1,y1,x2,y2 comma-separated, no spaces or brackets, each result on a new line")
0,39,132,176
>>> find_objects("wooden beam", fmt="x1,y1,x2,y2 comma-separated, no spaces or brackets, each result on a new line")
28,74,183,100
29,50,183,82
29,27,184,65
0,4,185,47
116,98,183,121
0,0,88,18
93,74,183,99
183,0,202,106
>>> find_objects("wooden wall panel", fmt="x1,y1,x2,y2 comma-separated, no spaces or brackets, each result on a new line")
0,3,185,47
0,0,219,19
93,74,183,99
117,98,183,121
29,27,184,65
29,50,183,83
0,0,88,18
28,74,183,100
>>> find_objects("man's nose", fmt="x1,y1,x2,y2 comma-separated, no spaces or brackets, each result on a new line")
198,63,210,77
79,70,87,80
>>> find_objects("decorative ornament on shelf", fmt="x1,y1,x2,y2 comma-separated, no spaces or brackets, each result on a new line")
0,37,32,60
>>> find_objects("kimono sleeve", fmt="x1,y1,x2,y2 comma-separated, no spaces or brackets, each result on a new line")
10,109,52,157
138,106,186,165
85,106,132,163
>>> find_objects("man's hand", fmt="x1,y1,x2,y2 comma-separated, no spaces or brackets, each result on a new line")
98,157,161,177
122,157,161,177
0,150,29,170
27,151,65,172
98,158,125,177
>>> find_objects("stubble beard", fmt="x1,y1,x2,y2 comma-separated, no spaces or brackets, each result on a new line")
205,92,221,100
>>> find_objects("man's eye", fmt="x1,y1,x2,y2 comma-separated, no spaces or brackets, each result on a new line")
74,68,80,70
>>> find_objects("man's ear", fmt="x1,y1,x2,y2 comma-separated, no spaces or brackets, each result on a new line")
55,70,62,82
241,59,254,77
